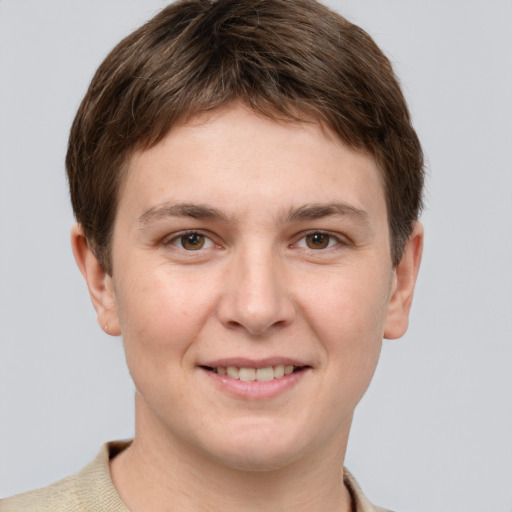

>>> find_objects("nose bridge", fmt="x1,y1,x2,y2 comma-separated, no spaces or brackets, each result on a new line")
217,238,294,335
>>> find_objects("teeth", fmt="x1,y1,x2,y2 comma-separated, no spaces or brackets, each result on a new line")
214,364,299,381
239,367,256,381
274,365,285,379
256,367,274,382
226,366,239,379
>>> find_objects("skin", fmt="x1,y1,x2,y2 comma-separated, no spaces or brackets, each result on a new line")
72,105,423,512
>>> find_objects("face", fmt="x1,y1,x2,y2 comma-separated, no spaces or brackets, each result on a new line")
80,106,419,472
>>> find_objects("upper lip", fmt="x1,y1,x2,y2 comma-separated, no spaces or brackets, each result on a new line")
199,357,309,369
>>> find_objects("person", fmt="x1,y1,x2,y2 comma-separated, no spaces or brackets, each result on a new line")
1,0,424,510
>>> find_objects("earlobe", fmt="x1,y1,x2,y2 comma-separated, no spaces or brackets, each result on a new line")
383,222,424,340
71,224,121,336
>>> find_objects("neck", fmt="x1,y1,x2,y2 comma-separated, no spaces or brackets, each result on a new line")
110,398,353,512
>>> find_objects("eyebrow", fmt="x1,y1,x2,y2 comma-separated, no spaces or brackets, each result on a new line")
286,203,370,225
137,201,369,227
138,202,232,226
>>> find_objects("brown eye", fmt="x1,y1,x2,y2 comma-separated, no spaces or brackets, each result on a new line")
305,232,330,249
180,233,205,250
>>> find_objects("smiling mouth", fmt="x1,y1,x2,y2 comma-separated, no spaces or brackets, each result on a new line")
201,365,308,382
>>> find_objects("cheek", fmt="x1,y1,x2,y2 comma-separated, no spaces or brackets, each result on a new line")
114,266,217,367
300,267,390,380
304,268,390,337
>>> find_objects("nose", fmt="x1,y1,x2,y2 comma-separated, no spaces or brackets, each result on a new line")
216,245,295,336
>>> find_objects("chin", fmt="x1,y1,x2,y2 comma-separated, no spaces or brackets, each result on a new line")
212,445,300,473
198,420,312,472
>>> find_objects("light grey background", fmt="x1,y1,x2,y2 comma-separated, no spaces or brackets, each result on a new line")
1,1,511,511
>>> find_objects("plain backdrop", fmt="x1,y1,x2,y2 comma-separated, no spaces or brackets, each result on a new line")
1,1,511,511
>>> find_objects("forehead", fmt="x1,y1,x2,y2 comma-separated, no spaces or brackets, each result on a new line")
118,105,386,224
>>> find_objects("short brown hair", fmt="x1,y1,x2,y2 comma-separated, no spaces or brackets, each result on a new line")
66,0,424,274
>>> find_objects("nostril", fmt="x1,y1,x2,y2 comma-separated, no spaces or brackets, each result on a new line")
223,317,284,336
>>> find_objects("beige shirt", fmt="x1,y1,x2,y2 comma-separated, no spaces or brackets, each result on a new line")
1,441,392,512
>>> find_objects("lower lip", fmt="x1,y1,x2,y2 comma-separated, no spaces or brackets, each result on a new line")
200,367,309,400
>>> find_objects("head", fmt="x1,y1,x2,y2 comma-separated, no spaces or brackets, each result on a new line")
66,0,424,275
69,0,424,474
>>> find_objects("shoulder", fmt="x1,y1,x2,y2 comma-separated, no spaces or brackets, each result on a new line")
0,474,81,512
0,441,131,512
344,468,397,512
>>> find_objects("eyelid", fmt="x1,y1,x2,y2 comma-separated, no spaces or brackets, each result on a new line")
159,229,349,252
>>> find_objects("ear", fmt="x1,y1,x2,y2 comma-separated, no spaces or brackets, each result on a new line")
384,222,424,340
71,224,121,336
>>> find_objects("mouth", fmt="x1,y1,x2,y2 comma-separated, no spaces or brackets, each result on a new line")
200,365,308,382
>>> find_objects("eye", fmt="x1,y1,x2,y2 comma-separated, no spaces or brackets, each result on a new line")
296,232,339,250
169,232,215,251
